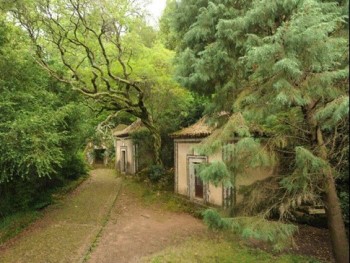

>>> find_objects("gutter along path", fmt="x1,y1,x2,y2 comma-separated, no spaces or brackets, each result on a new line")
0,169,122,263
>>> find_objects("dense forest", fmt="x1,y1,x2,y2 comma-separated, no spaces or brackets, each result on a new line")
0,0,348,262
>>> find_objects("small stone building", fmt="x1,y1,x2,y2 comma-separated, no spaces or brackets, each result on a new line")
113,120,143,174
171,117,274,207
85,141,109,166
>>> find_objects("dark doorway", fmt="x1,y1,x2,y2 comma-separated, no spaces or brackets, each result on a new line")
121,150,127,173
94,149,106,164
194,165,204,199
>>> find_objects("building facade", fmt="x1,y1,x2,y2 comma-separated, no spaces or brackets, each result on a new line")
171,117,274,207
113,121,141,174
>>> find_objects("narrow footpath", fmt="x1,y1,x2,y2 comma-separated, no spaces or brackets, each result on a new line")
0,169,334,263
86,181,205,263
0,169,122,263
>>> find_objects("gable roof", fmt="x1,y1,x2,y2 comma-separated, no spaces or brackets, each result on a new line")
113,119,143,137
113,124,128,133
170,117,214,138
171,113,266,139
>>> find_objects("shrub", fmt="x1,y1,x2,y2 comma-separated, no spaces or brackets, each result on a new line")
58,151,88,180
149,165,166,183
135,166,174,191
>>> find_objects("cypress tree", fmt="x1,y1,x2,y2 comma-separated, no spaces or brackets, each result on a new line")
164,0,349,261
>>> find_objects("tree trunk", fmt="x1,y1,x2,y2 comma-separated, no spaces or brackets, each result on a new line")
324,171,349,263
303,104,349,262
317,128,349,263
141,117,162,166
150,127,162,165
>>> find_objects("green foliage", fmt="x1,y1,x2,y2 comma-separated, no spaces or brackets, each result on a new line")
58,151,88,180
149,237,318,263
166,0,348,130
124,175,203,217
148,165,166,184
295,147,330,175
203,208,230,230
198,161,231,188
316,95,349,130
166,0,349,251
274,147,333,217
133,41,194,135
0,211,40,244
196,115,274,184
159,1,179,50
0,17,93,218
203,209,298,251
136,165,174,191
131,128,155,168
196,113,252,156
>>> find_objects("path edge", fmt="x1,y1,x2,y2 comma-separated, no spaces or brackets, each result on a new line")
80,177,123,263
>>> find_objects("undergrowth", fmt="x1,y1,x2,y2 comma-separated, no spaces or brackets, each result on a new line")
124,174,322,263
123,175,206,219
0,211,40,244
146,236,320,263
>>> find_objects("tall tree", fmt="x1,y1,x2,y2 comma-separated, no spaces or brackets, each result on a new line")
9,0,163,164
164,0,349,261
0,13,94,215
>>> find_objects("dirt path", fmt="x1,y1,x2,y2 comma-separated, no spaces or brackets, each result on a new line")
86,184,206,263
0,169,205,263
1,169,331,263
0,169,122,263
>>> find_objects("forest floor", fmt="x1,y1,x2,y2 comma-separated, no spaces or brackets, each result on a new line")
0,169,334,263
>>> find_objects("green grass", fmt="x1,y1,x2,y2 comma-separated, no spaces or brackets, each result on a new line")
0,169,121,263
146,236,320,263
125,177,321,263
123,177,206,217
0,211,40,244
0,175,87,245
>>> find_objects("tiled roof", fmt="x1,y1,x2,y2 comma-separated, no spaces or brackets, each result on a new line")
170,117,214,138
113,124,128,133
113,119,143,137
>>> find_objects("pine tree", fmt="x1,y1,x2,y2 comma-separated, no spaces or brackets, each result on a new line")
163,0,349,261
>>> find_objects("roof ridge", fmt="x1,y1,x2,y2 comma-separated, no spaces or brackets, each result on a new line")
170,116,214,138
113,119,143,137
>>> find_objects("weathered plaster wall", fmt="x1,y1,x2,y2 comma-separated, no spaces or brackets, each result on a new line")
236,167,274,204
115,138,135,174
175,139,224,206
207,150,224,206
175,138,276,207
176,142,195,196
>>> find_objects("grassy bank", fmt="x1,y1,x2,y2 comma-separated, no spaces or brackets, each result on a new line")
123,175,207,218
147,236,320,263
0,175,87,245
123,176,322,263
0,169,121,263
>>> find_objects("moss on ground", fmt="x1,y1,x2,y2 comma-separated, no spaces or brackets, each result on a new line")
0,211,40,244
123,177,206,218
0,175,87,245
124,177,321,263
145,237,320,263
0,169,121,263
0,173,325,263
